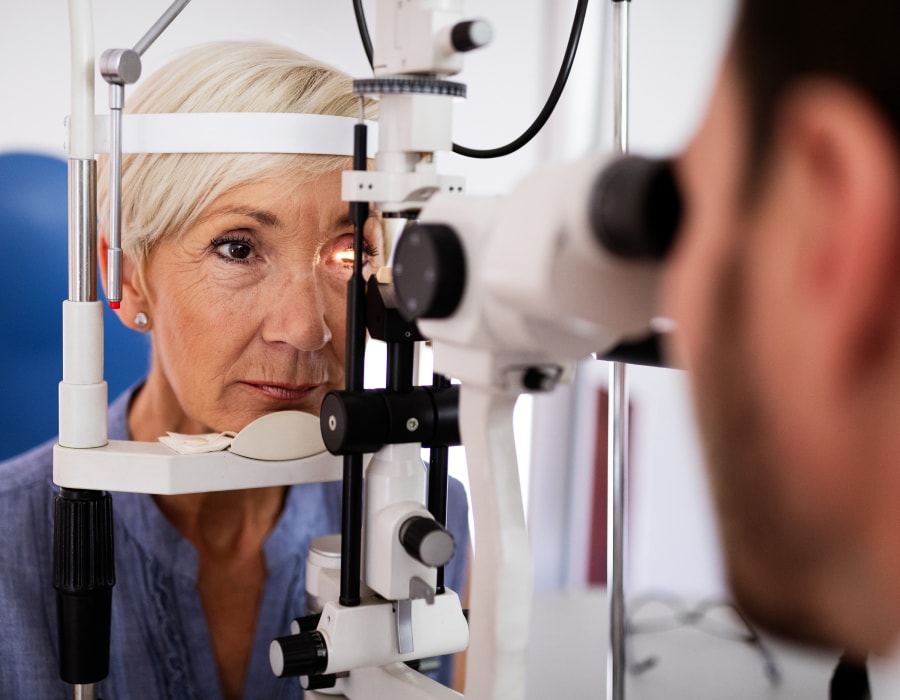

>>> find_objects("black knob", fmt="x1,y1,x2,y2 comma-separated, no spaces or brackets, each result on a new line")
269,631,328,678
399,516,455,568
302,673,338,690
451,20,493,52
393,223,467,321
53,488,116,684
590,156,682,260
290,613,322,635
320,390,389,455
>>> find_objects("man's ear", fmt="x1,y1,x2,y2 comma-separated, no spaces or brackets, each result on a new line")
776,82,900,389
98,233,150,331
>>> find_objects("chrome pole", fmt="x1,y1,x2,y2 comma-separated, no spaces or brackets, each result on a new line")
132,0,192,56
73,683,98,700
608,2,631,700
68,158,97,303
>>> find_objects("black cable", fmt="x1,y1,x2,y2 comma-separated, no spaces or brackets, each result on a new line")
350,0,591,160
453,0,590,159
352,0,374,70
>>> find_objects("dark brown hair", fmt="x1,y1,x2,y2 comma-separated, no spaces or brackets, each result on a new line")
733,2,900,185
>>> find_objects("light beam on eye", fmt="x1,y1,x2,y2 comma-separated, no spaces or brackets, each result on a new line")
334,250,356,264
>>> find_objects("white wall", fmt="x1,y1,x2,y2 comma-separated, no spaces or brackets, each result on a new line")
0,0,549,186
524,0,739,599
1,0,738,598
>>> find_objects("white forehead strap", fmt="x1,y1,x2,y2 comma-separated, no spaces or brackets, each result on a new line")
89,113,378,157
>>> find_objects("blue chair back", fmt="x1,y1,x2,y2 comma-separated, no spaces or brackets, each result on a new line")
0,152,149,460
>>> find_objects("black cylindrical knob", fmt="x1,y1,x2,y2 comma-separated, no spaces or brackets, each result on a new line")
269,631,328,678
393,223,467,321
429,383,461,448
320,390,389,455
290,613,322,635
53,488,116,684
321,387,461,454
399,516,455,568
302,673,338,690
451,20,493,52
590,156,682,260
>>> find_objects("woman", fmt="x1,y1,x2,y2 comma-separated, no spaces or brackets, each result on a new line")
0,41,470,699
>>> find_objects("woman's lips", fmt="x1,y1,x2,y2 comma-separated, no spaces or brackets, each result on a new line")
242,382,324,401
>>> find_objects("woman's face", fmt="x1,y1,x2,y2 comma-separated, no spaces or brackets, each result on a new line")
134,168,382,434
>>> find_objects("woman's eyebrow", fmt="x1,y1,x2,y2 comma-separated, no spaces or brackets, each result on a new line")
331,212,354,230
314,211,355,241
200,206,282,228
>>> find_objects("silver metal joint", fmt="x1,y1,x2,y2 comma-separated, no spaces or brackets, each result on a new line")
99,48,142,85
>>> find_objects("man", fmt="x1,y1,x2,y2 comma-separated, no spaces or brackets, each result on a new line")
663,0,900,695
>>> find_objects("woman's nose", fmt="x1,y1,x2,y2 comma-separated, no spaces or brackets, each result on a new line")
262,270,334,352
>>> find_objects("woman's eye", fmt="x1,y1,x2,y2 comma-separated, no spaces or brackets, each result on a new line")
331,242,380,267
212,237,254,263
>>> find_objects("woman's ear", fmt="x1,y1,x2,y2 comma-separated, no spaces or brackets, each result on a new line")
98,233,151,332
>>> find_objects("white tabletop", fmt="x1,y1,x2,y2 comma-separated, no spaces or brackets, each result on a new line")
526,589,839,699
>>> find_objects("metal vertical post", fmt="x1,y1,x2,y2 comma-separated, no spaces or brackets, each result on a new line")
608,2,631,700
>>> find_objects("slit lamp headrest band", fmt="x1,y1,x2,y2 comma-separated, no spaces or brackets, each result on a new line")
79,113,378,157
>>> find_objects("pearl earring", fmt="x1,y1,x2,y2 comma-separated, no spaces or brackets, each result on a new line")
134,312,149,329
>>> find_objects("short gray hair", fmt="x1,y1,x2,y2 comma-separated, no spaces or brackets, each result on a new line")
97,40,374,268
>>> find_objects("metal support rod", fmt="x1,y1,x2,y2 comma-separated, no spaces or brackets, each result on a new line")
612,1,630,155
608,2,631,700
428,373,453,594
608,362,628,700
339,118,371,608
73,683,98,700
107,82,124,306
63,5,107,697
387,342,415,394
132,0,192,56
68,159,97,303
98,0,191,303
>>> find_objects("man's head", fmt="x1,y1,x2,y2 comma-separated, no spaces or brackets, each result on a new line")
664,0,900,656
732,2,900,196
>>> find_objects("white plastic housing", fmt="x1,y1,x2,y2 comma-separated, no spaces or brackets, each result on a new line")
413,155,662,389
365,443,437,601
304,535,343,618
53,442,346,494
317,593,468,675
323,662,463,700
68,0,94,159
377,95,454,155
59,300,107,448
458,386,531,700
343,168,464,215
374,0,466,76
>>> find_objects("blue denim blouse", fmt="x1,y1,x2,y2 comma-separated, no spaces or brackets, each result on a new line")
0,386,470,698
